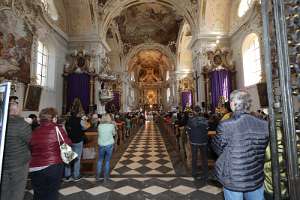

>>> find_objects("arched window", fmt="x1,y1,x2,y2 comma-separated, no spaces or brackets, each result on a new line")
166,71,170,81
242,33,262,87
36,41,49,86
167,88,171,103
238,0,253,17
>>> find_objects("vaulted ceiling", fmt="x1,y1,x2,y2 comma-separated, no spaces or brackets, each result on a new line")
128,50,171,72
114,3,183,54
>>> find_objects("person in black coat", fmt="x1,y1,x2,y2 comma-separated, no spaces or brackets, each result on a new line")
64,112,85,181
212,90,269,200
186,106,208,180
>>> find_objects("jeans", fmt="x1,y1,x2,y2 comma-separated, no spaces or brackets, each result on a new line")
96,144,114,178
191,144,208,180
0,163,29,200
65,141,83,178
31,164,64,200
224,186,265,200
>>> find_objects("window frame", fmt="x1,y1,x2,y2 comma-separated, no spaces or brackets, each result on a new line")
36,41,49,87
242,33,262,87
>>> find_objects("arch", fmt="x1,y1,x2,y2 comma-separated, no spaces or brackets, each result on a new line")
238,0,254,17
242,32,262,87
125,43,176,72
99,0,196,48
176,21,193,72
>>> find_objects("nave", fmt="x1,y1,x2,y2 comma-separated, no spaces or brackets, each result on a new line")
24,122,222,200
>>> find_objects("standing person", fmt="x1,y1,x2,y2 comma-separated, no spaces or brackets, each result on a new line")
64,112,85,181
186,106,208,181
0,97,31,200
125,113,131,137
28,113,40,130
212,90,269,200
30,108,71,200
96,113,116,182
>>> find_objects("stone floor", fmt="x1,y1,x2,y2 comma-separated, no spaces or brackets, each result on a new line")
24,122,223,200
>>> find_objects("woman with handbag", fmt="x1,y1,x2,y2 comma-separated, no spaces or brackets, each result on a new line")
96,113,116,182
30,107,71,200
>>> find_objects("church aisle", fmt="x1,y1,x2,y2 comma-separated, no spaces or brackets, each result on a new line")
111,122,175,176
24,122,223,200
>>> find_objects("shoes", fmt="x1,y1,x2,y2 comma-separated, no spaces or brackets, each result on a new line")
63,177,73,182
103,177,111,184
73,176,82,182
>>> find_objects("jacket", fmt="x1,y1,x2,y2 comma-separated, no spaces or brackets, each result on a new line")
212,112,269,192
65,116,84,143
2,116,31,170
30,121,71,168
186,115,208,144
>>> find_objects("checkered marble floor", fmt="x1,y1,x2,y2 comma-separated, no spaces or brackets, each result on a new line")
111,122,175,176
24,177,222,200
24,122,223,200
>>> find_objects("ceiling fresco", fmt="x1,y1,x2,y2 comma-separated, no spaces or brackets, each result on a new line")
128,50,171,71
115,3,183,54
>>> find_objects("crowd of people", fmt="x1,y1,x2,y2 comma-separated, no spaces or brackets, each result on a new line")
0,96,145,200
163,90,274,200
0,89,281,200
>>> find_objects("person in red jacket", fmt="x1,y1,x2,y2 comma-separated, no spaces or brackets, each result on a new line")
29,107,71,200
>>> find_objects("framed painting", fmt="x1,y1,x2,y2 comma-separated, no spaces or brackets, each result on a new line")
23,84,42,111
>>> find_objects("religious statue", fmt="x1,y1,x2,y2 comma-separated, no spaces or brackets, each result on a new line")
71,98,85,114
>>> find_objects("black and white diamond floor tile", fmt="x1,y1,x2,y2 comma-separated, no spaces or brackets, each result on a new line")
24,177,222,200
24,122,223,200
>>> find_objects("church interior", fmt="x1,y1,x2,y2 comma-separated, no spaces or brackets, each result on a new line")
0,0,300,199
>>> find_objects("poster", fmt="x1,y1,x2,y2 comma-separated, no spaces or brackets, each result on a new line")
0,82,11,182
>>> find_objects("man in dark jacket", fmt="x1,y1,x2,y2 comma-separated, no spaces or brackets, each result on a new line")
186,106,208,180
212,90,269,200
0,97,31,200
64,112,85,181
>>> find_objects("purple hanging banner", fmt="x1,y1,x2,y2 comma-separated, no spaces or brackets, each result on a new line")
67,73,90,113
209,69,232,111
181,91,192,111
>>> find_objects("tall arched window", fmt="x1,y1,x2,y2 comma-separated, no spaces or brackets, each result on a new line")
238,0,253,17
36,41,49,86
242,33,262,87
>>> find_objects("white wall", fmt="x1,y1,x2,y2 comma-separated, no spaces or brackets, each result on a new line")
21,32,68,117
229,3,264,111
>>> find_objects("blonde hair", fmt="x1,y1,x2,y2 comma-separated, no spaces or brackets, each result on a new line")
100,113,112,123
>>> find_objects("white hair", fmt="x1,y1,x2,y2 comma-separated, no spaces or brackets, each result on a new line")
230,90,252,112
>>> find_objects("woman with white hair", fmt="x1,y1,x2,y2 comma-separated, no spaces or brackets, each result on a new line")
96,113,116,182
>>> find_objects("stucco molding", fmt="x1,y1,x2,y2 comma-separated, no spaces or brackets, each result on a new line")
97,0,197,48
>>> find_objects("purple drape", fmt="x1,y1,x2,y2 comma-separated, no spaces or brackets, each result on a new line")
67,73,90,113
182,91,192,111
210,69,232,111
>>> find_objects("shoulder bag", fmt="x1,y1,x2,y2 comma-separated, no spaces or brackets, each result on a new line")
55,126,78,164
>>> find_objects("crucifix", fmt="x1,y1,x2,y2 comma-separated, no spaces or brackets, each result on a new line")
193,71,200,102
